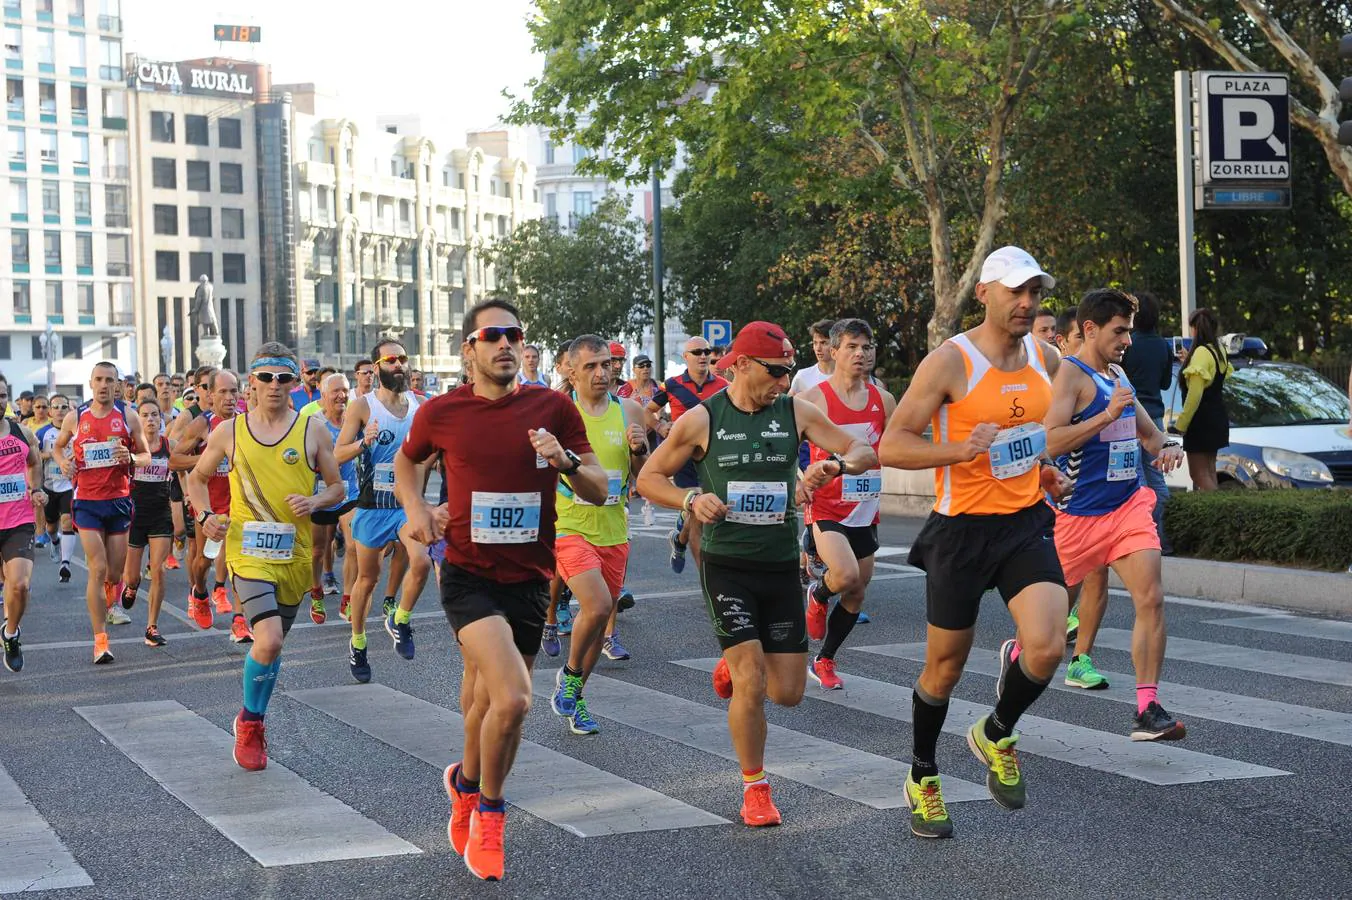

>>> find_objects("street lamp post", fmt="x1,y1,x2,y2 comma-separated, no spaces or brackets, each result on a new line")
38,321,56,395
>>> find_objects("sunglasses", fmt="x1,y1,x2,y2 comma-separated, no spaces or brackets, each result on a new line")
635,362,652,368
686,348,714,357
253,371,299,385
467,325,524,345
749,357,794,379
376,354,410,365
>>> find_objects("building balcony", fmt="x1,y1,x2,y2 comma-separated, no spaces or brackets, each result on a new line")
306,257,335,277
104,212,128,227
312,304,335,324
110,310,134,326
3,2,19,18
98,65,122,82
103,165,129,181
101,116,125,130
97,14,121,32
397,309,416,328
106,262,130,276
296,160,335,186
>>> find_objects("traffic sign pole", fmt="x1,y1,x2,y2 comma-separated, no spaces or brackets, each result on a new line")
1175,71,1198,328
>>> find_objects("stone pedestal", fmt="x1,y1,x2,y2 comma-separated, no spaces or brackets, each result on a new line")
194,337,228,369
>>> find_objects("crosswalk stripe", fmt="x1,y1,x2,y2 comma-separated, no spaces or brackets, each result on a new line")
1203,614,1352,645
533,669,989,807
288,684,728,836
0,764,93,892
820,650,1289,784
1093,629,1352,687
865,642,1352,749
74,700,421,866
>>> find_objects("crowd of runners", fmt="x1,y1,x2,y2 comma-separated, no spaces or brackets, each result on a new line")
0,244,1191,880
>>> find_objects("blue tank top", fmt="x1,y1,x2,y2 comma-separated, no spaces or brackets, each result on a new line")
317,417,358,511
356,392,420,509
1055,357,1142,516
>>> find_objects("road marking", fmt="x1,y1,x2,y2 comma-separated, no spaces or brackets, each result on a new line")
0,764,93,893
289,684,727,837
1093,629,1352,687
67,555,195,628
74,700,420,866
537,669,988,807
874,545,911,558
868,642,1352,749
836,648,1288,784
1204,614,1352,645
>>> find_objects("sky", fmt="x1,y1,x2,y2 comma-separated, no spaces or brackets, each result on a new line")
121,0,544,141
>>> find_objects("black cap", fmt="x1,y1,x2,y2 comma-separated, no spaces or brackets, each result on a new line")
633,355,652,366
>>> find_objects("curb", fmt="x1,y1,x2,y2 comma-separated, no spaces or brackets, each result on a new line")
1113,556,1351,617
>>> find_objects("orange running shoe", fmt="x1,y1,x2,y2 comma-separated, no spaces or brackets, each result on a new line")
188,593,214,630
103,581,118,610
740,782,782,827
93,632,114,665
443,763,476,855
230,614,253,644
213,585,232,615
165,554,180,571
464,807,506,881
309,587,327,625
232,712,267,771
712,657,733,699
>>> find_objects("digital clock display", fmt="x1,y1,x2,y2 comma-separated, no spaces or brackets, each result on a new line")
213,24,261,43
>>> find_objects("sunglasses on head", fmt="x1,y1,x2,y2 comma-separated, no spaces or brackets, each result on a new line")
686,348,713,357
376,354,410,365
253,371,299,385
467,325,524,345
749,357,794,379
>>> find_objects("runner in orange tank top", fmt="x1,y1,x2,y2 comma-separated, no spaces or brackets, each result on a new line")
879,246,1073,839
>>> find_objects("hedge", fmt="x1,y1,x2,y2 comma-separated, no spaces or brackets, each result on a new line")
1163,488,1352,572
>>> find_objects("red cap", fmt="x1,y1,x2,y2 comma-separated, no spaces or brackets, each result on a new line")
608,341,627,359
717,321,795,370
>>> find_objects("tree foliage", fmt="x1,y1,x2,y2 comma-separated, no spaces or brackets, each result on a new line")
486,193,652,347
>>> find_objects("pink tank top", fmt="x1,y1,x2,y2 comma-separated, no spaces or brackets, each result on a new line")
0,424,34,529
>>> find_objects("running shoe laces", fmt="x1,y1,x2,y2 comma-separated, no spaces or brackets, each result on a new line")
991,738,1021,785
478,811,505,852
917,780,948,821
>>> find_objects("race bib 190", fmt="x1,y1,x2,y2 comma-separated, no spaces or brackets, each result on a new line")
240,521,296,560
725,481,788,525
988,423,1046,480
471,491,542,544
841,469,883,502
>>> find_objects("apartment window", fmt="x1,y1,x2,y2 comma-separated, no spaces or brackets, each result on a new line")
222,252,245,284
69,32,85,69
184,114,208,146
221,207,244,239
37,81,56,115
98,36,120,79
490,178,499,197
6,77,21,114
0,336,9,358
11,230,28,264
105,232,128,274
4,27,21,62
187,205,211,237
39,130,57,162
101,86,124,119
186,160,209,191
7,127,23,162
72,132,88,165
450,208,461,232
46,281,62,315
573,191,593,219
151,157,175,189
188,251,211,282
41,180,59,216
77,282,93,315
219,162,242,194
12,281,29,314
154,250,178,281
218,117,241,149
35,29,54,66
73,181,90,217
38,0,55,14
150,110,174,143
472,174,479,192
572,144,590,164
62,335,81,359
8,179,25,217
457,172,465,189
152,203,177,235
544,140,555,165
70,83,87,115
43,229,60,266
74,231,91,267
399,200,410,224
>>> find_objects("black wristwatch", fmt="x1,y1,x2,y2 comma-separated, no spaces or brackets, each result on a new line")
828,454,847,478
559,449,582,475
197,508,215,525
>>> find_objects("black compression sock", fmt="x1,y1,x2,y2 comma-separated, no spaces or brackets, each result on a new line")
987,656,1051,741
910,685,949,781
818,604,860,661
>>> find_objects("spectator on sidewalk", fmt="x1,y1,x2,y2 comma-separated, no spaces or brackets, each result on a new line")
1173,308,1233,492
1122,291,1174,552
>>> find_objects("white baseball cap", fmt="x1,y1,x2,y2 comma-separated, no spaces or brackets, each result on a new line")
979,246,1055,290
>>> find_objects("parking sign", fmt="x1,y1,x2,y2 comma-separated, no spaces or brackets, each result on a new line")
1196,71,1290,209
702,319,732,347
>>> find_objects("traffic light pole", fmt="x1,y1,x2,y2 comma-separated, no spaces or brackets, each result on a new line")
1174,71,1198,329
651,165,665,382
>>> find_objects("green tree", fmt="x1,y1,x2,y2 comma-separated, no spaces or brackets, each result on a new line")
486,193,652,346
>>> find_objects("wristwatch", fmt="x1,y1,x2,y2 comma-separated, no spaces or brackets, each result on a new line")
197,508,215,526
559,449,582,475
828,454,847,478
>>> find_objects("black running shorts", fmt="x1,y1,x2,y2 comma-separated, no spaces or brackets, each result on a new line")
129,501,175,549
439,564,548,657
812,520,880,560
907,501,1065,631
698,553,808,653
44,488,72,522
0,523,34,564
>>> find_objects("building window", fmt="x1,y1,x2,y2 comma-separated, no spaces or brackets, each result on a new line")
46,281,62,315
8,179,25,217
457,172,465,189
544,140,554,165
187,205,211,237
41,180,59,216
184,114,208,146
152,203,177,235
12,281,29,314
73,182,90,217
38,80,56,115
218,117,241,149
39,130,57,163
151,157,175,189
573,191,593,220
222,252,245,284
105,232,128,275
219,162,243,193
7,126,23,163
154,250,178,281
74,231,91,267
77,282,93,315
221,207,244,239
73,132,88,165
61,334,81,359
189,250,212,281
572,143,590,164
5,77,21,116
70,83,87,116
11,229,28,265
43,230,60,266
0,335,9,359
99,37,121,80
103,183,127,227
35,29,54,66
150,110,174,143
4,26,21,63
186,160,210,191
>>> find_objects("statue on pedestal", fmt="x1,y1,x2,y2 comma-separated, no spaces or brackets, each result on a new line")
160,325,174,374
189,275,227,367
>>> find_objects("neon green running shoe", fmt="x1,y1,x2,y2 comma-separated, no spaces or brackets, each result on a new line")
1065,654,1109,690
967,716,1025,810
1065,606,1080,644
904,773,953,838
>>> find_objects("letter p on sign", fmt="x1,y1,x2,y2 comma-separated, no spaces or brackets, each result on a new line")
1222,98,1277,158
702,319,732,347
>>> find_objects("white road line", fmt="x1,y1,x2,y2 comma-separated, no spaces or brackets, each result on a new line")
1093,629,1352,687
0,763,93,893
867,642,1352,749
1203,614,1352,645
289,684,728,836
536,669,988,807
74,700,420,866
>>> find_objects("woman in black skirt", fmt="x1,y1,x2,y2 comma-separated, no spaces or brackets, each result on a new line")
1173,308,1233,491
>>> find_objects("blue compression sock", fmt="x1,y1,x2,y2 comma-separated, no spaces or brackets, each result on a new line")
242,653,280,716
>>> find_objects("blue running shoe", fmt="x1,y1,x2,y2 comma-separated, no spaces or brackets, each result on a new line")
668,529,687,574
385,613,415,660
569,698,600,735
34,533,49,549
617,586,635,611
602,632,631,661
551,667,582,717
556,591,574,636
348,643,371,683
857,611,871,624
541,624,561,657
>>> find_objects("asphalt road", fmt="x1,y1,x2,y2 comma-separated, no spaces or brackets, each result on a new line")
2,508,1350,899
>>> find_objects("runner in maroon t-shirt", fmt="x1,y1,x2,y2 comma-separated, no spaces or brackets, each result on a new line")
397,297,606,883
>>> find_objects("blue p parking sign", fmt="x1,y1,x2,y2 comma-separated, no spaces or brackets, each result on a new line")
702,319,732,347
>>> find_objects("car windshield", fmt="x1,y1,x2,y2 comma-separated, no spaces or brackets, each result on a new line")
1165,364,1350,428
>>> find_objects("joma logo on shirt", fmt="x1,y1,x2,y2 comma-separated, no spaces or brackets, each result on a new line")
1000,384,1029,394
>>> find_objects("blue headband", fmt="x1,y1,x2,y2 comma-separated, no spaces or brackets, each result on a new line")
251,357,300,374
